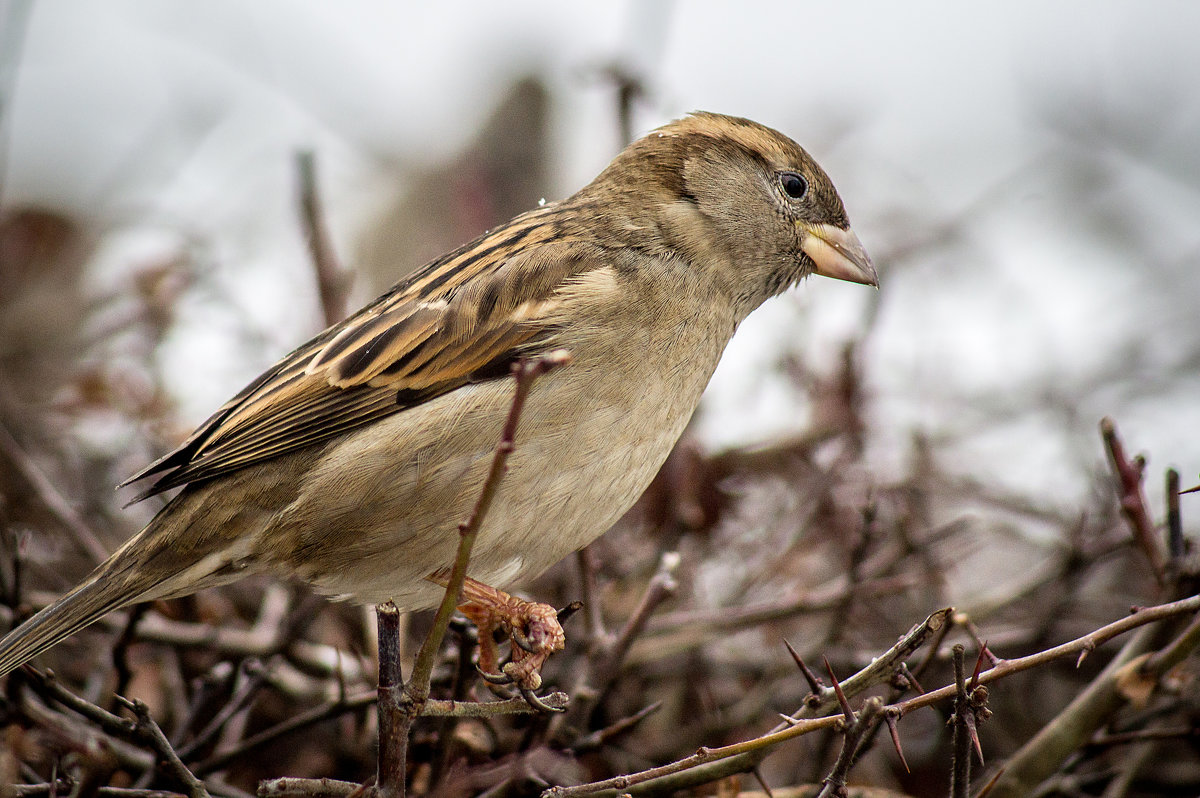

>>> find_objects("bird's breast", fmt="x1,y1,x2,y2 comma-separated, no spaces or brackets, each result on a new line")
264,276,736,609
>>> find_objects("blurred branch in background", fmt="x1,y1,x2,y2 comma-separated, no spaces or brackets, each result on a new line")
353,76,551,298
295,151,351,328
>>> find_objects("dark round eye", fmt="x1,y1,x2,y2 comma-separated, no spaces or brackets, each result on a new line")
779,171,808,200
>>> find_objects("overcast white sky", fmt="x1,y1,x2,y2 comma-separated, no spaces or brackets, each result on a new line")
5,1,1200,510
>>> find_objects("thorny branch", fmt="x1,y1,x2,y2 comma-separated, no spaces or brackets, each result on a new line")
949,645,972,798
544,593,1200,798
1100,417,1166,585
814,696,883,798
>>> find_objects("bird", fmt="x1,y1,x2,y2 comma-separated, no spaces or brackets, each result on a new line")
0,111,876,695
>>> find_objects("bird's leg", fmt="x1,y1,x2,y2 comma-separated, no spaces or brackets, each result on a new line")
456,577,565,694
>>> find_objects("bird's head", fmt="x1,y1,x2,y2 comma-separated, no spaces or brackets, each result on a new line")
591,111,877,316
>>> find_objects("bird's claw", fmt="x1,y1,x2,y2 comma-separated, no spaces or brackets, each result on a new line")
520,683,566,713
474,659,563,712
510,624,539,654
501,659,543,691
476,664,513,685
447,577,572,712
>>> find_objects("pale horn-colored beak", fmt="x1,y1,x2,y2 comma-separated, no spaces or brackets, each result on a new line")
801,223,878,287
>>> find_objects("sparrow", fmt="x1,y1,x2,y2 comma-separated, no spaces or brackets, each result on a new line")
0,112,876,695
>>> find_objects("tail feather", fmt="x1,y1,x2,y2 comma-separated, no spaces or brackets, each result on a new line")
0,575,137,676
0,481,263,678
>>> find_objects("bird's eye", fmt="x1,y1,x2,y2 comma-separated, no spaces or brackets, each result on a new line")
779,172,808,200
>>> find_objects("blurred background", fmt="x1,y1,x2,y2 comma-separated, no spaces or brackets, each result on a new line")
2,2,1200,795
4,1,1198,503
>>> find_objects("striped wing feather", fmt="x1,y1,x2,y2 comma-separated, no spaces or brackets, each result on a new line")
124,210,602,499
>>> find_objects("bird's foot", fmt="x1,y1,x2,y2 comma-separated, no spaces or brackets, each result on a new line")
456,577,566,711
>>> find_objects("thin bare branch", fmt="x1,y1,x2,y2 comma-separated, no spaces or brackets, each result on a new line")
258,777,361,798
950,645,971,798
544,595,1200,798
374,602,404,798
815,697,883,798
295,150,351,327
113,695,210,798
0,419,109,564
1100,417,1165,585
409,350,572,703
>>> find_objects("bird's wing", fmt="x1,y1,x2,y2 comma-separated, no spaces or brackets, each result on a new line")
123,211,602,500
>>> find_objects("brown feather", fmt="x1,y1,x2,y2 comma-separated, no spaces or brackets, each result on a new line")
124,220,607,500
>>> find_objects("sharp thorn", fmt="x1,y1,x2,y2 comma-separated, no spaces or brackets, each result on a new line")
823,656,854,722
885,712,910,774
783,639,823,694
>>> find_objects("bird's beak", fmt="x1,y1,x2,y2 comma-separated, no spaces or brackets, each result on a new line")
801,223,878,287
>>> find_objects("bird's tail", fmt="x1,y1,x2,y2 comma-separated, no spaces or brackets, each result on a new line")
0,563,159,677
0,570,142,676
0,488,262,678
